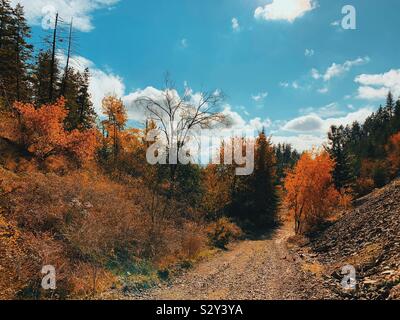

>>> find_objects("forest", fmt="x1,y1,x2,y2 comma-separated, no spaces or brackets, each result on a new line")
1,0,400,300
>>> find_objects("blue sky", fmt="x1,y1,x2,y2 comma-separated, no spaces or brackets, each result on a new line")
14,0,400,150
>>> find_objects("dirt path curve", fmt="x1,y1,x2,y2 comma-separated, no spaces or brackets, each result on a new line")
138,224,333,300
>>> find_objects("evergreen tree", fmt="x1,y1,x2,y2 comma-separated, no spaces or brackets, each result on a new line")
393,98,400,133
274,143,300,184
0,0,15,106
327,125,355,190
253,130,279,226
62,67,81,130
229,131,279,232
33,50,60,106
386,91,395,118
9,4,33,102
76,68,96,129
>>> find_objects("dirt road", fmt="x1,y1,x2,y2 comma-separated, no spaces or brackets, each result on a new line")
138,225,334,300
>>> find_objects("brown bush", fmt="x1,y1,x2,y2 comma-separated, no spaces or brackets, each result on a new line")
206,217,242,249
1,165,208,298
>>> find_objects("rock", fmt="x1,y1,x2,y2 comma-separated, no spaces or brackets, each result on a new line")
307,178,400,300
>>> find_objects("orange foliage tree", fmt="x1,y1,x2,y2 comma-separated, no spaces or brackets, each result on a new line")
100,95,128,166
13,98,99,163
386,132,400,178
284,150,341,234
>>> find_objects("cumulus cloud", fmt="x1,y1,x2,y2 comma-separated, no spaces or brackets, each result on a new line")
305,48,314,57
251,92,268,102
123,87,171,122
271,134,324,152
11,0,119,32
220,105,271,132
279,81,290,88
282,107,373,134
180,38,188,48
231,17,240,32
57,53,125,114
355,69,400,100
299,103,344,118
283,114,324,132
312,57,370,82
274,106,374,151
254,0,317,23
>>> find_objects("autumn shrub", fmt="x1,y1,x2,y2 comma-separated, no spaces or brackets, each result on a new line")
179,222,207,260
353,159,389,196
386,132,400,178
11,98,99,165
206,217,242,249
1,163,211,298
69,263,117,298
353,177,375,197
0,215,41,299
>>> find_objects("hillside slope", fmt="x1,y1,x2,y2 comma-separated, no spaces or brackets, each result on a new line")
310,179,400,299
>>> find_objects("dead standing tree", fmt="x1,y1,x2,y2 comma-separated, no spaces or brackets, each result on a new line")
136,77,227,196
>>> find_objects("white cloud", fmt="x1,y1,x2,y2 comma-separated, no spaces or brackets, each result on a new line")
279,81,290,88
299,103,344,118
11,0,119,32
312,57,370,82
323,57,370,81
254,0,317,23
318,87,328,94
311,68,321,80
282,107,373,134
274,106,374,150
283,114,324,132
280,81,303,90
180,38,188,48
292,81,300,89
251,91,268,102
271,134,324,152
315,102,344,117
355,69,400,100
356,86,389,100
56,53,125,114
221,105,271,131
90,69,125,114
231,17,240,32
305,48,314,57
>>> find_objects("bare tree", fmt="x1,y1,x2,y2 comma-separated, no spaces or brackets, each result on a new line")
136,75,228,192
137,76,227,163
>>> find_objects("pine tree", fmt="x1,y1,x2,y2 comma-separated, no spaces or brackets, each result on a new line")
274,143,299,184
327,125,355,191
228,131,278,232
9,4,33,102
393,99,400,133
76,68,96,129
62,67,80,130
386,91,395,118
253,130,279,227
33,50,60,107
63,68,96,130
0,0,15,106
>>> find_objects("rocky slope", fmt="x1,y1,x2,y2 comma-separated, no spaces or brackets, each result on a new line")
308,179,400,299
